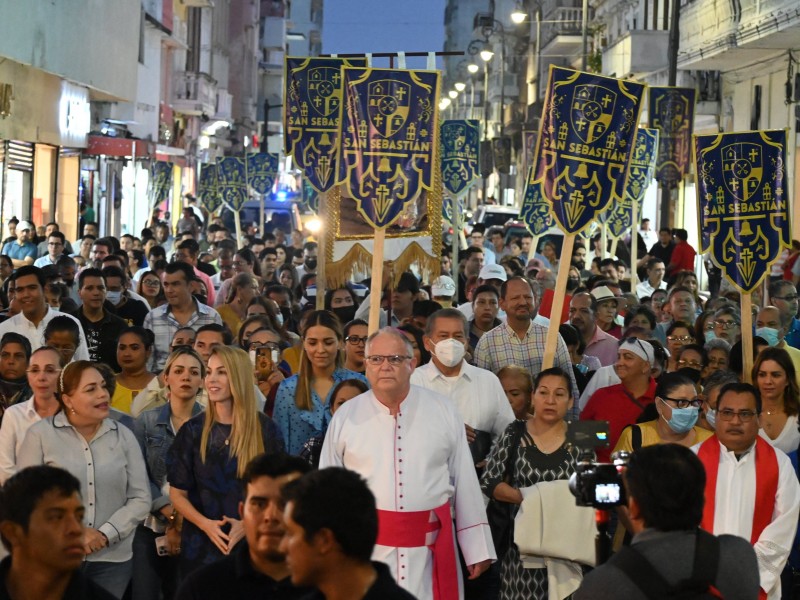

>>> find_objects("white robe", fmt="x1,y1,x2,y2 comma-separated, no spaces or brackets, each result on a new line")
320,385,496,600
692,439,800,599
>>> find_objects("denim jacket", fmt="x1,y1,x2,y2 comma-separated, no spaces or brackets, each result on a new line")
134,402,204,514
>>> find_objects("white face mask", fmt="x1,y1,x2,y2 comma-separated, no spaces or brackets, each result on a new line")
106,290,122,305
432,338,466,368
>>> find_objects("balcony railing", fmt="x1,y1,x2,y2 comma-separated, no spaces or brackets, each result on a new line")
171,71,217,116
540,7,585,50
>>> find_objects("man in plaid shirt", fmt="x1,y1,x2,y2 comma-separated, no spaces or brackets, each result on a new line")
474,276,579,418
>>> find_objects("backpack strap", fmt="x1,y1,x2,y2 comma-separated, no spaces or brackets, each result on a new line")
611,545,671,599
631,424,643,452
676,529,719,593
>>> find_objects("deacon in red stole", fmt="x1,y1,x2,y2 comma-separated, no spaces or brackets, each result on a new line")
693,382,800,600
321,328,495,600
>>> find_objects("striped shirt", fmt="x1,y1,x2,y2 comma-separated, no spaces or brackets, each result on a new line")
143,299,222,372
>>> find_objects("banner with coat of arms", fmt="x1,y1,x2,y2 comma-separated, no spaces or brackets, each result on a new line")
216,156,248,211
247,153,279,195
148,161,173,206
337,67,440,229
649,86,695,189
606,128,659,239
198,163,223,213
519,168,553,236
531,67,646,235
694,130,790,293
325,67,442,288
441,120,479,197
284,57,368,194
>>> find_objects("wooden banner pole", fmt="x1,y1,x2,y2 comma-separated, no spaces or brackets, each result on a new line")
630,197,640,289
316,191,328,310
741,293,754,383
368,228,386,335
601,223,608,259
528,234,541,262
543,233,575,369
609,237,619,259
452,199,461,300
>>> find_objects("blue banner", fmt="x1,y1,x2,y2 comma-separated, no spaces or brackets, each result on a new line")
531,67,645,234
284,57,367,194
694,130,790,293
338,67,440,229
519,168,553,235
441,119,479,197
198,163,222,213
649,86,695,189
216,156,248,211
442,197,466,225
148,161,173,206
606,127,659,238
247,153,279,195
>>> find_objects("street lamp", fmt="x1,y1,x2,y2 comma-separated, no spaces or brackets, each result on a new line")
448,90,459,100
480,49,495,62
454,82,466,92
467,63,480,74
511,1,527,24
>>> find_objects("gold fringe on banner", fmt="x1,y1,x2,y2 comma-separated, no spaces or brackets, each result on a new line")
323,143,443,288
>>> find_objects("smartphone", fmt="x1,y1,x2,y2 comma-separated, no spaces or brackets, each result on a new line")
250,345,279,381
155,535,169,556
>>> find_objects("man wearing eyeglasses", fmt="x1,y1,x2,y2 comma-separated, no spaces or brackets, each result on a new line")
769,279,800,349
321,328,495,600
693,382,800,600
653,286,697,345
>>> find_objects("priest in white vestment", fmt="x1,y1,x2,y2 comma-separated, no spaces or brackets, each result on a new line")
321,328,496,600
693,382,800,600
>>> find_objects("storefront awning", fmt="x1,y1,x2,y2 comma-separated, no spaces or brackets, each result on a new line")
85,135,154,158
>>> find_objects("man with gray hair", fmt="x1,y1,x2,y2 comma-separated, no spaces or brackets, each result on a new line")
410,309,514,470
321,327,495,600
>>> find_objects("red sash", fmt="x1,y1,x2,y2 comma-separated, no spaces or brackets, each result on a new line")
697,436,780,600
376,503,458,600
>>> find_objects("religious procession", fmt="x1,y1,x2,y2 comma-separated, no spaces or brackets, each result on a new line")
2,1,800,599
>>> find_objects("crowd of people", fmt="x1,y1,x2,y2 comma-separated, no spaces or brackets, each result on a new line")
0,209,800,599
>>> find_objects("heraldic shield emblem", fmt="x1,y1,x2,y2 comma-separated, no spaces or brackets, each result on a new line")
722,142,763,202
368,80,411,138
572,85,617,144
695,130,790,292
308,67,342,117
441,120,479,197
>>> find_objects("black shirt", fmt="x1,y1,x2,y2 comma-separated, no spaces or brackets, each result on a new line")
112,295,150,327
301,562,418,600
648,240,675,267
71,309,127,371
175,541,310,600
0,557,115,600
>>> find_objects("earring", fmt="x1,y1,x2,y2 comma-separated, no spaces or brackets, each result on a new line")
70,407,77,415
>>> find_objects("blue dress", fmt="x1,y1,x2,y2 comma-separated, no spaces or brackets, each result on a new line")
273,368,368,455
166,412,284,576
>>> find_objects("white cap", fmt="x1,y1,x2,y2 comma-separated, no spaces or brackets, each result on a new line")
479,264,508,282
16,220,33,232
431,275,456,297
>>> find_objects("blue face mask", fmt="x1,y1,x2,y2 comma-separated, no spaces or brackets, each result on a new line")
756,327,780,347
705,408,717,430
660,398,699,434
704,330,716,343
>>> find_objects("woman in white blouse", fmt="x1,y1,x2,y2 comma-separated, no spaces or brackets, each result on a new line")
17,360,151,599
0,346,62,484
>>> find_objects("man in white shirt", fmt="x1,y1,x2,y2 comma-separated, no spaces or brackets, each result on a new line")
638,218,658,251
693,382,800,599
33,232,67,268
635,258,668,300
410,309,514,469
321,328,495,600
0,266,88,361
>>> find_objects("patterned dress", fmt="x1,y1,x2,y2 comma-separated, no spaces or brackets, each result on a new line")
166,412,285,576
481,420,580,600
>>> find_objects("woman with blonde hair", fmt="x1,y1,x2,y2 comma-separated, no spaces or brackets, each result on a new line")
167,345,284,575
273,310,367,455
215,273,259,336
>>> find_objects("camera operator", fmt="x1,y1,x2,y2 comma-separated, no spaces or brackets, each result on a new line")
575,444,759,599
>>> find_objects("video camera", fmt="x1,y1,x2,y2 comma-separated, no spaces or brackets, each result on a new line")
566,421,630,509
